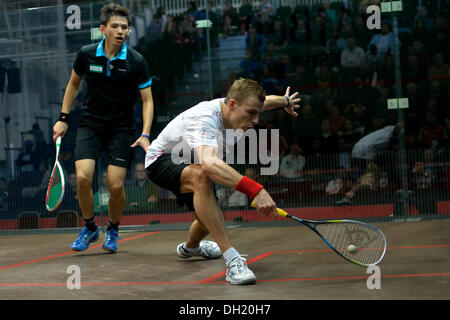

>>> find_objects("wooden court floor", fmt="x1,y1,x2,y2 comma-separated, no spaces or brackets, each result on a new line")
0,220,449,300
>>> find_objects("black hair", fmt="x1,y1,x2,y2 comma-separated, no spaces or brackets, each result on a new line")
100,3,131,26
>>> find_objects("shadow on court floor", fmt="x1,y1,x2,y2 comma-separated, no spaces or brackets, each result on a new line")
0,220,449,300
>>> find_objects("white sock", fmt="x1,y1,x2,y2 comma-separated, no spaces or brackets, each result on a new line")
183,243,201,255
223,247,241,267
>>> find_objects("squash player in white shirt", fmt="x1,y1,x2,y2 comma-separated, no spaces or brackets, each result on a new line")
145,79,300,285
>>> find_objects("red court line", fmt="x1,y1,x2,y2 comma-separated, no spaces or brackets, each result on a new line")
0,231,160,271
1,273,449,287
199,244,450,283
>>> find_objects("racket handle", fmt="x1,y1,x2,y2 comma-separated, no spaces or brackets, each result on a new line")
250,201,288,217
56,136,61,146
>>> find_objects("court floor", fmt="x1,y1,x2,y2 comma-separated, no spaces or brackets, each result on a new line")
0,220,449,300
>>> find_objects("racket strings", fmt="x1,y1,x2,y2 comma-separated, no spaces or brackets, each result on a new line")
317,222,386,266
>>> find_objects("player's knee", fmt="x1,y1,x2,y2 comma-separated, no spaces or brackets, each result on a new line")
109,181,124,197
76,175,92,191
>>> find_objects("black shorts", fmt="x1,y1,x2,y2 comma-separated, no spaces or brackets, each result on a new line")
145,154,195,211
74,126,134,168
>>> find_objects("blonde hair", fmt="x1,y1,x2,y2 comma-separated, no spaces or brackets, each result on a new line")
224,78,266,105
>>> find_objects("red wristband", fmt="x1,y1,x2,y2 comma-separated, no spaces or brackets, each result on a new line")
236,176,264,199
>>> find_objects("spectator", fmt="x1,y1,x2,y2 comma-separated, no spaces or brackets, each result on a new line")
238,0,254,34
411,40,431,75
427,53,450,81
337,138,352,169
294,103,321,150
126,163,159,213
411,148,439,215
0,178,9,216
287,63,315,95
61,171,79,210
341,37,365,70
319,119,339,154
245,25,266,59
279,142,305,178
238,49,260,80
366,44,384,70
27,123,47,152
368,24,395,59
404,54,425,80
267,19,288,51
418,112,448,149
335,161,379,205
326,176,345,195
223,0,238,38
328,105,346,135
16,140,40,173
342,119,362,145
290,19,309,46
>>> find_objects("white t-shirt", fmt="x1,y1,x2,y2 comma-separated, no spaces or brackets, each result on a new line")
145,98,236,168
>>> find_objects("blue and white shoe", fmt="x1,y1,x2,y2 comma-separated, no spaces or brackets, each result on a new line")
70,226,99,251
102,229,119,253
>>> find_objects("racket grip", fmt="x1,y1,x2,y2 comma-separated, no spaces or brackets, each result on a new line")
56,136,61,146
250,201,288,217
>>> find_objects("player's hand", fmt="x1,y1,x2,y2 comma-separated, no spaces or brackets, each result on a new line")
283,86,301,118
131,136,150,152
53,121,68,142
252,189,278,219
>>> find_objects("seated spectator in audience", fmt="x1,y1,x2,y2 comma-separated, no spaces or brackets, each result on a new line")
341,37,365,70
27,123,46,153
326,176,346,195
293,103,321,150
405,54,425,80
0,178,9,216
280,53,296,79
411,148,439,215
413,6,435,33
412,148,438,190
238,49,260,80
328,105,346,136
365,44,384,70
16,140,40,173
418,112,448,149
290,19,309,47
336,161,379,205
368,23,396,59
21,159,51,199
411,40,431,74
337,138,352,169
427,53,450,81
223,0,238,38
341,119,362,145
238,0,254,33
94,172,110,214
126,163,159,213
287,63,315,95
280,142,305,178
60,171,79,210
245,25,266,59
267,18,288,51
319,119,339,154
